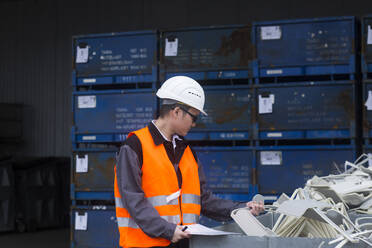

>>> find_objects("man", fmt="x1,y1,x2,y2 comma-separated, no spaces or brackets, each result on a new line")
114,76,264,248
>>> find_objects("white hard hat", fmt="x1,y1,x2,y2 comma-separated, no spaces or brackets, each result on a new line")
156,76,207,116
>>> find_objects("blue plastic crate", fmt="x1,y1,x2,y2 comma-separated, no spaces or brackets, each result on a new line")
71,206,119,248
253,16,356,79
73,30,157,87
72,149,117,201
160,25,253,82
362,15,372,77
194,146,255,194
72,90,156,144
256,145,355,195
363,145,372,156
186,86,253,141
256,81,357,140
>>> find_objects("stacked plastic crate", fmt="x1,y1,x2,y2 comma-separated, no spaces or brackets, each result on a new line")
252,16,360,202
71,31,158,247
160,25,256,226
362,15,372,158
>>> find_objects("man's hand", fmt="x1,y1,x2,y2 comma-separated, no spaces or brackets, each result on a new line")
171,225,190,243
246,201,264,216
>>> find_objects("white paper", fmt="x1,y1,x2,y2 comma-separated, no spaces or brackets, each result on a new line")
261,26,282,40
165,38,178,56
166,189,181,203
75,212,88,230
258,94,274,114
368,25,372,45
260,151,282,165
76,155,88,173
365,91,372,110
184,224,239,236
78,96,96,109
76,46,89,63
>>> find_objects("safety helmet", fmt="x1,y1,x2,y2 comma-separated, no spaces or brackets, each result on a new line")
156,76,207,116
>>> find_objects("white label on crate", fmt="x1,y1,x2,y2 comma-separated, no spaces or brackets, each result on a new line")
267,132,282,137
365,91,372,110
260,151,282,165
78,95,96,108
258,94,275,114
270,94,275,104
261,26,282,40
75,212,88,230
92,205,107,210
82,78,96,83
76,154,88,173
165,38,178,56
266,69,283,75
82,136,96,141
368,25,372,45
76,46,89,63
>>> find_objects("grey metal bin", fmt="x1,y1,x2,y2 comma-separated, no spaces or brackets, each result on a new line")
190,212,372,248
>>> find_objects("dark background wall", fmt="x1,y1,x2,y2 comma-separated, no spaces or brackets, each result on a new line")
0,0,371,156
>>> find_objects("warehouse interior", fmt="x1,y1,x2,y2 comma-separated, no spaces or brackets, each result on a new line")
1,0,372,247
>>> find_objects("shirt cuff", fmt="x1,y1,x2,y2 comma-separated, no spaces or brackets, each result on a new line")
162,222,177,241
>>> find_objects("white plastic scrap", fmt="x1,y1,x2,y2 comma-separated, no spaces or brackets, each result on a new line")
232,154,372,248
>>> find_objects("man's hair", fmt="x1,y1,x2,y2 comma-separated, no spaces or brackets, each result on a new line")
158,103,189,118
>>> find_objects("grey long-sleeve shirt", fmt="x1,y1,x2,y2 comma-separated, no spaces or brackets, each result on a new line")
115,122,246,241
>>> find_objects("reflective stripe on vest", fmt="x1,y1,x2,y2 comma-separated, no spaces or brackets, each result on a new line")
148,195,179,206
117,217,139,229
116,196,198,225
183,213,199,223
115,195,181,227
182,194,200,205
162,215,181,224
117,215,181,228
115,197,124,208
115,195,178,209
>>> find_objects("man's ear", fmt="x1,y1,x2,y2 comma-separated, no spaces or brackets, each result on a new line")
170,107,179,119
173,107,180,116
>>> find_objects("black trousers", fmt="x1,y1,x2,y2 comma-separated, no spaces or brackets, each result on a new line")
152,238,189,248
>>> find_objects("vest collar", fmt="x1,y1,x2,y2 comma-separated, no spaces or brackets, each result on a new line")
148,122,186,147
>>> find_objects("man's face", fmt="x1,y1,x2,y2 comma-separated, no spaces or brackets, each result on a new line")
173,107,200,137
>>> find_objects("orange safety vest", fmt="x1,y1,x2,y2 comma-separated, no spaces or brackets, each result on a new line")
114,126,201,248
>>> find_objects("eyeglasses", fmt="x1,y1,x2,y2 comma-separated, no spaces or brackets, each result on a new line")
179,106,198,123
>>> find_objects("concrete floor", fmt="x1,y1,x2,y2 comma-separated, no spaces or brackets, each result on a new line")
0,228,69,248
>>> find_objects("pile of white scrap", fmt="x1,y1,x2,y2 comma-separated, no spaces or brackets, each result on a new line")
231,154,372,248
306,153,372,214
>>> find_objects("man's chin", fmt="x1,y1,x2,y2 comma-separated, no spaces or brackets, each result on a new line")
179,131,189,137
